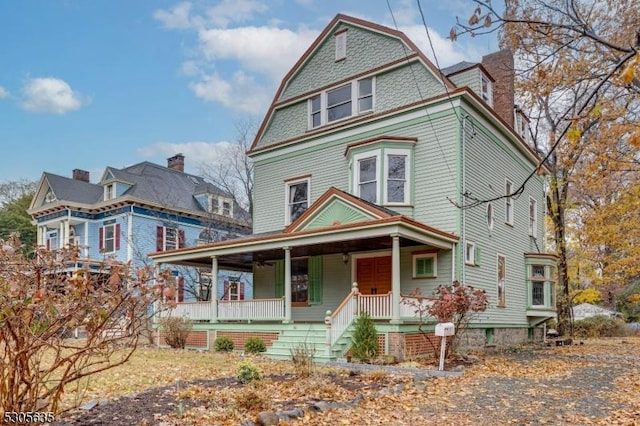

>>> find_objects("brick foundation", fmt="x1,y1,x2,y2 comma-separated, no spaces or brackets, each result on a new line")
215,331,280,351
388,332,438,361
157,330,208,349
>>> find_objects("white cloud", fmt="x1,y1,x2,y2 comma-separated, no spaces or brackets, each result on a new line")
0,86,8,99
153,2,195,30
20,77,86,114
400,24,480,67
137,141,233,174
189,70,272,115
197,26,317,81
204,0,268,28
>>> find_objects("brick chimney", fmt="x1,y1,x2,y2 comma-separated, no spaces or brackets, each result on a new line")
72,169,90,183
481,49,515,128
167,153,185,172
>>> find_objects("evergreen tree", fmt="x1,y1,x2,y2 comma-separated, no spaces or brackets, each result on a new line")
351,311,379,362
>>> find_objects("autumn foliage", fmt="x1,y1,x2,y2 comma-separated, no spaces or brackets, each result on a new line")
403,281,488,355
0,233,169,414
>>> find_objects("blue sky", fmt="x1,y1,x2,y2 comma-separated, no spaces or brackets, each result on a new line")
0,0,498,183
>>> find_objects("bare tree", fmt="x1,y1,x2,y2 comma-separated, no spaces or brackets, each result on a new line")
199,118,255,221
0,179,37,207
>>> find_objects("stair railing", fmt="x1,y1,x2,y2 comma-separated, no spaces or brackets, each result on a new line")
324,282,359,355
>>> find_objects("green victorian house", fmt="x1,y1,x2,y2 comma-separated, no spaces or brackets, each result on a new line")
151,14,557,361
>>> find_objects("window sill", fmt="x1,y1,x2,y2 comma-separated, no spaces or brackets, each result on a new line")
497,304,506,308
307,110,374,133
292,302,309,307
505,221,514,227
412,275,436,280
464,262,477,267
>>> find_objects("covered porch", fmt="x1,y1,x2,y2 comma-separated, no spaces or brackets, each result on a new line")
151,188,458,336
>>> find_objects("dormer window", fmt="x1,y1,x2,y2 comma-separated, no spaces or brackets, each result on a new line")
481,76,492,106
105,183,115,200
209,195,233,217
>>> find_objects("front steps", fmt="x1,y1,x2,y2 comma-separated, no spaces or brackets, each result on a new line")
265,323,353,363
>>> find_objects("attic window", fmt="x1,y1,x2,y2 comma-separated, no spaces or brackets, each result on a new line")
335,30,347,61
105,184,115,200
481,76,493,106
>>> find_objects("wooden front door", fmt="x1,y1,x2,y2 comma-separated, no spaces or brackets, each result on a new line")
356,256,391,295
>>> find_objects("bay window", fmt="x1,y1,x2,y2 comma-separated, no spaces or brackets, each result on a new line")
285,176,310,224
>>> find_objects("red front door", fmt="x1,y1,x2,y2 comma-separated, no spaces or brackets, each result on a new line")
356,256,391,295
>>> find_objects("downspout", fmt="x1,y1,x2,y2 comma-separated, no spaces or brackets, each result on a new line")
127,205,134,262
461,114,468,285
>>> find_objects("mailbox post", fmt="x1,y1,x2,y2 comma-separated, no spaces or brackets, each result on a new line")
435,322,455,371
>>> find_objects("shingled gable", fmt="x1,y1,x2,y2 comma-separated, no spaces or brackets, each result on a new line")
248,13,455,154
283,187,396,233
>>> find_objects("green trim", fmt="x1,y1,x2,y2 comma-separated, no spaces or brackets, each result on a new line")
309,256,323,304
253,108,456,166
301,199,373,230
274,259,285,298
455,108,463,281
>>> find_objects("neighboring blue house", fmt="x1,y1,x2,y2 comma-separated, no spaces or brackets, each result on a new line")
28,154,253,302
150,14,558,361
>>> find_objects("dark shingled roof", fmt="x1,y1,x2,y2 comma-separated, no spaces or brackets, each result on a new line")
43,160,246,220
44,173,103,204
441,61,477,76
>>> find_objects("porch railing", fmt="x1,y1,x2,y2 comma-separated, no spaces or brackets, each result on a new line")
218,297,285,321
359,292,392,319
166,301,214,321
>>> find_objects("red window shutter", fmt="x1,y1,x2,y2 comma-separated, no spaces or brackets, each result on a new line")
178,229,185,248
99,227,104,252
46,239,51,250
223,281,229,301
177,277,184,302
115,224,121,251
156,226,163,252
239,282,245,300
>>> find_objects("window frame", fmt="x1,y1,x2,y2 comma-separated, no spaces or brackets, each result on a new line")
487,202,494,230
531,264,546,306
412,251,437,279
505,179,514,225
308,77,375,129
497,254,506,307
481,75,492,105
291,257,310,305
164,227,178,251
284,176,311,225
335,30,346,61
383,149,410,205
353,151,381,204
529,196,538,237
465,241,476,266
105,183,115,201
103,223,116,253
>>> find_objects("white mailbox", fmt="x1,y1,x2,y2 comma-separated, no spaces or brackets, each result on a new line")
435,322,455,337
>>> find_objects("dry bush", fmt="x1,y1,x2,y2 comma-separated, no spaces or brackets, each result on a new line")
0,234,171,414
233,381,270,411
159,317,192,349
290,342,315,378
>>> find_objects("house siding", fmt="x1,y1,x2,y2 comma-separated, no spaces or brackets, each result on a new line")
460,104,545,327
448,69,482,96
281,23,414,102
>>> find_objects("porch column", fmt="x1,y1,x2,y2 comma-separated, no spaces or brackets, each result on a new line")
283,246,292,323
64,220,71,248
210,256,218,323
37,226,44,247
390,234,402,324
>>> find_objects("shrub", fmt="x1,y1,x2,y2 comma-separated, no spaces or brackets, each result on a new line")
244,336,266,353
573,315,629,338
233,382,270,410
159,316,193,349
236,360,262,384
351,312,379,363
290,342,316,378
214,336,234,352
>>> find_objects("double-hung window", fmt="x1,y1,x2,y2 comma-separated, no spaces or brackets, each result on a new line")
529,197,538,237
505,179,513,225
285,177,310,224
156,225,184,251
497,254,506,307
531,265,545,306
385,151,408,204
309,77,374,129
327,84,352,123
357,156,378,203
99,222,120,253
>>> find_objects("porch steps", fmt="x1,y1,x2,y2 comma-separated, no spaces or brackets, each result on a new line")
265,324,353,363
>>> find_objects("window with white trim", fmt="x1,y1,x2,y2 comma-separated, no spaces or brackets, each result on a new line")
531,264,545,306
481,76,492,106
413,252,437,278
497,254,506,307
285,177,310,224
102,223,117,253
487,203,494,230
505,179,513,225
308,77,374,129
529,197,538,237
465,241,476,265
351,148,411,205
385,152,408,204
105,183,115,200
